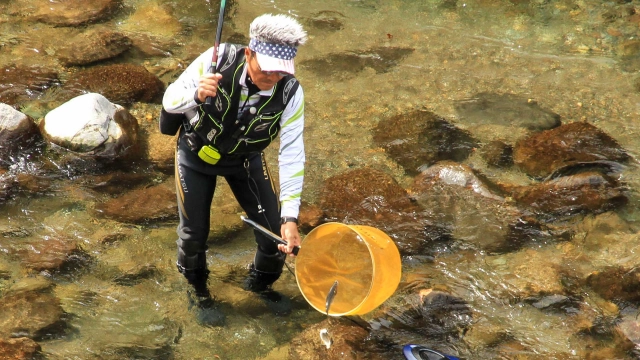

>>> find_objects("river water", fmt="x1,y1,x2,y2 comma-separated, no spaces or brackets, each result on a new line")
2,0,640,359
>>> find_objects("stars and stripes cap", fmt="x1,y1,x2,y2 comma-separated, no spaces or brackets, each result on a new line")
249,38,297,75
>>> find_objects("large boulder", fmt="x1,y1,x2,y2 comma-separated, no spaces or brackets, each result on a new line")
372,109,478,175
411,161,542,252
509,172,628,219
454,92,561,131
0,104,41,167
40,93,139,159
318,167,426,254
513,122,630,179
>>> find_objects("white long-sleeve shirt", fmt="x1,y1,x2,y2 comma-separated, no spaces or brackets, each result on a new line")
163,44,305,218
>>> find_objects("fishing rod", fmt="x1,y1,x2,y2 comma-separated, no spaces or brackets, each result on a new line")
205,0,227,106
240,215,300,256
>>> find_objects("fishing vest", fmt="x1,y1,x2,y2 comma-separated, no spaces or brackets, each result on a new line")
190,44,300,156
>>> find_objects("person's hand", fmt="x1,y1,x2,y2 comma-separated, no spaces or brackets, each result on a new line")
278,222,301,256
197,73,223,103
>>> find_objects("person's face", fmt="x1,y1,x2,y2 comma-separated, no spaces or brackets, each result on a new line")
245,48,287,91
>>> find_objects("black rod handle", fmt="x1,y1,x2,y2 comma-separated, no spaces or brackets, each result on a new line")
241,216,300,256
204,0,227,106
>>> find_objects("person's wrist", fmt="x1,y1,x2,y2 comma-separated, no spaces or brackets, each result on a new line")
280,216,298,225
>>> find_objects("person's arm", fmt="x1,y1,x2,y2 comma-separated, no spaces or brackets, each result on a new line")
162,45,225,113
277,86,305,256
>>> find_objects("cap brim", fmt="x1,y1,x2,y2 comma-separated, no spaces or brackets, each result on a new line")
255,52,295,75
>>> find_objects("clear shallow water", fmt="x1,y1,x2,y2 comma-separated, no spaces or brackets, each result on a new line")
2,0,640,359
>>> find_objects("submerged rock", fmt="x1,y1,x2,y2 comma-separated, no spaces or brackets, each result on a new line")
24,0,121,26
509,171,628,218
64,64,164,105
320,167,415,222
412,161,541,252
288,318,379,360
0,284,67,340
56,29,132,66
513,122,630,179
0,65,59,107
303,11,346,32
94,180,177,224
479,140,513,168
318,167,426,254
372,110,479,175
300,46,415,78
16,237,81,272
0,337,42,359
454,92,561,131
587,266,640,303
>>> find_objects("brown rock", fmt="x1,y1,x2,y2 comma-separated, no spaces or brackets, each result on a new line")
587,266,640,303
28,0,121,26
0,337,42,359
65,64,165,105
56,29,132,66
18,237,79,271
0,289,66,339
513,122,630,179
510,172,628,217
94,180,177,224
0,65,58,106
288,318,377,360
320,167,416,223
372,109,478,175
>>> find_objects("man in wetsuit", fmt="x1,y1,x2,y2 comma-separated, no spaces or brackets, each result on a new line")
161,13,306,326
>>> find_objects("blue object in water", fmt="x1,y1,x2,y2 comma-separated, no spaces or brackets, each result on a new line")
403,344,460,360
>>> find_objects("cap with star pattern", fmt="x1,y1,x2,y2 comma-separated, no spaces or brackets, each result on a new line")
249,38,298,75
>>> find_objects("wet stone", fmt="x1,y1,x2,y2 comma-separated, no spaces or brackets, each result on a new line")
0,337,42,359
412,161,541,253
374,289,472,339
24,0,121,27
319,167,426,254
64,64,165,105
288,318,379,360
41,93,140,159
0,287,66,340
587,266,640,303
94,180,177,224
79,171,154,196
0,104,41,166
56,29,132,66
509,172,628,219
0,65,59,107
303,11,346,32
320,167,415,222
15,237,81,272
372,110,479,175
299,46,415,78
454,92,561,131
513,122,630,179
479,140,513,168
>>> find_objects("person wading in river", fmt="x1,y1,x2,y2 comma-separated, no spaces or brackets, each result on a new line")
161,13,307,326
